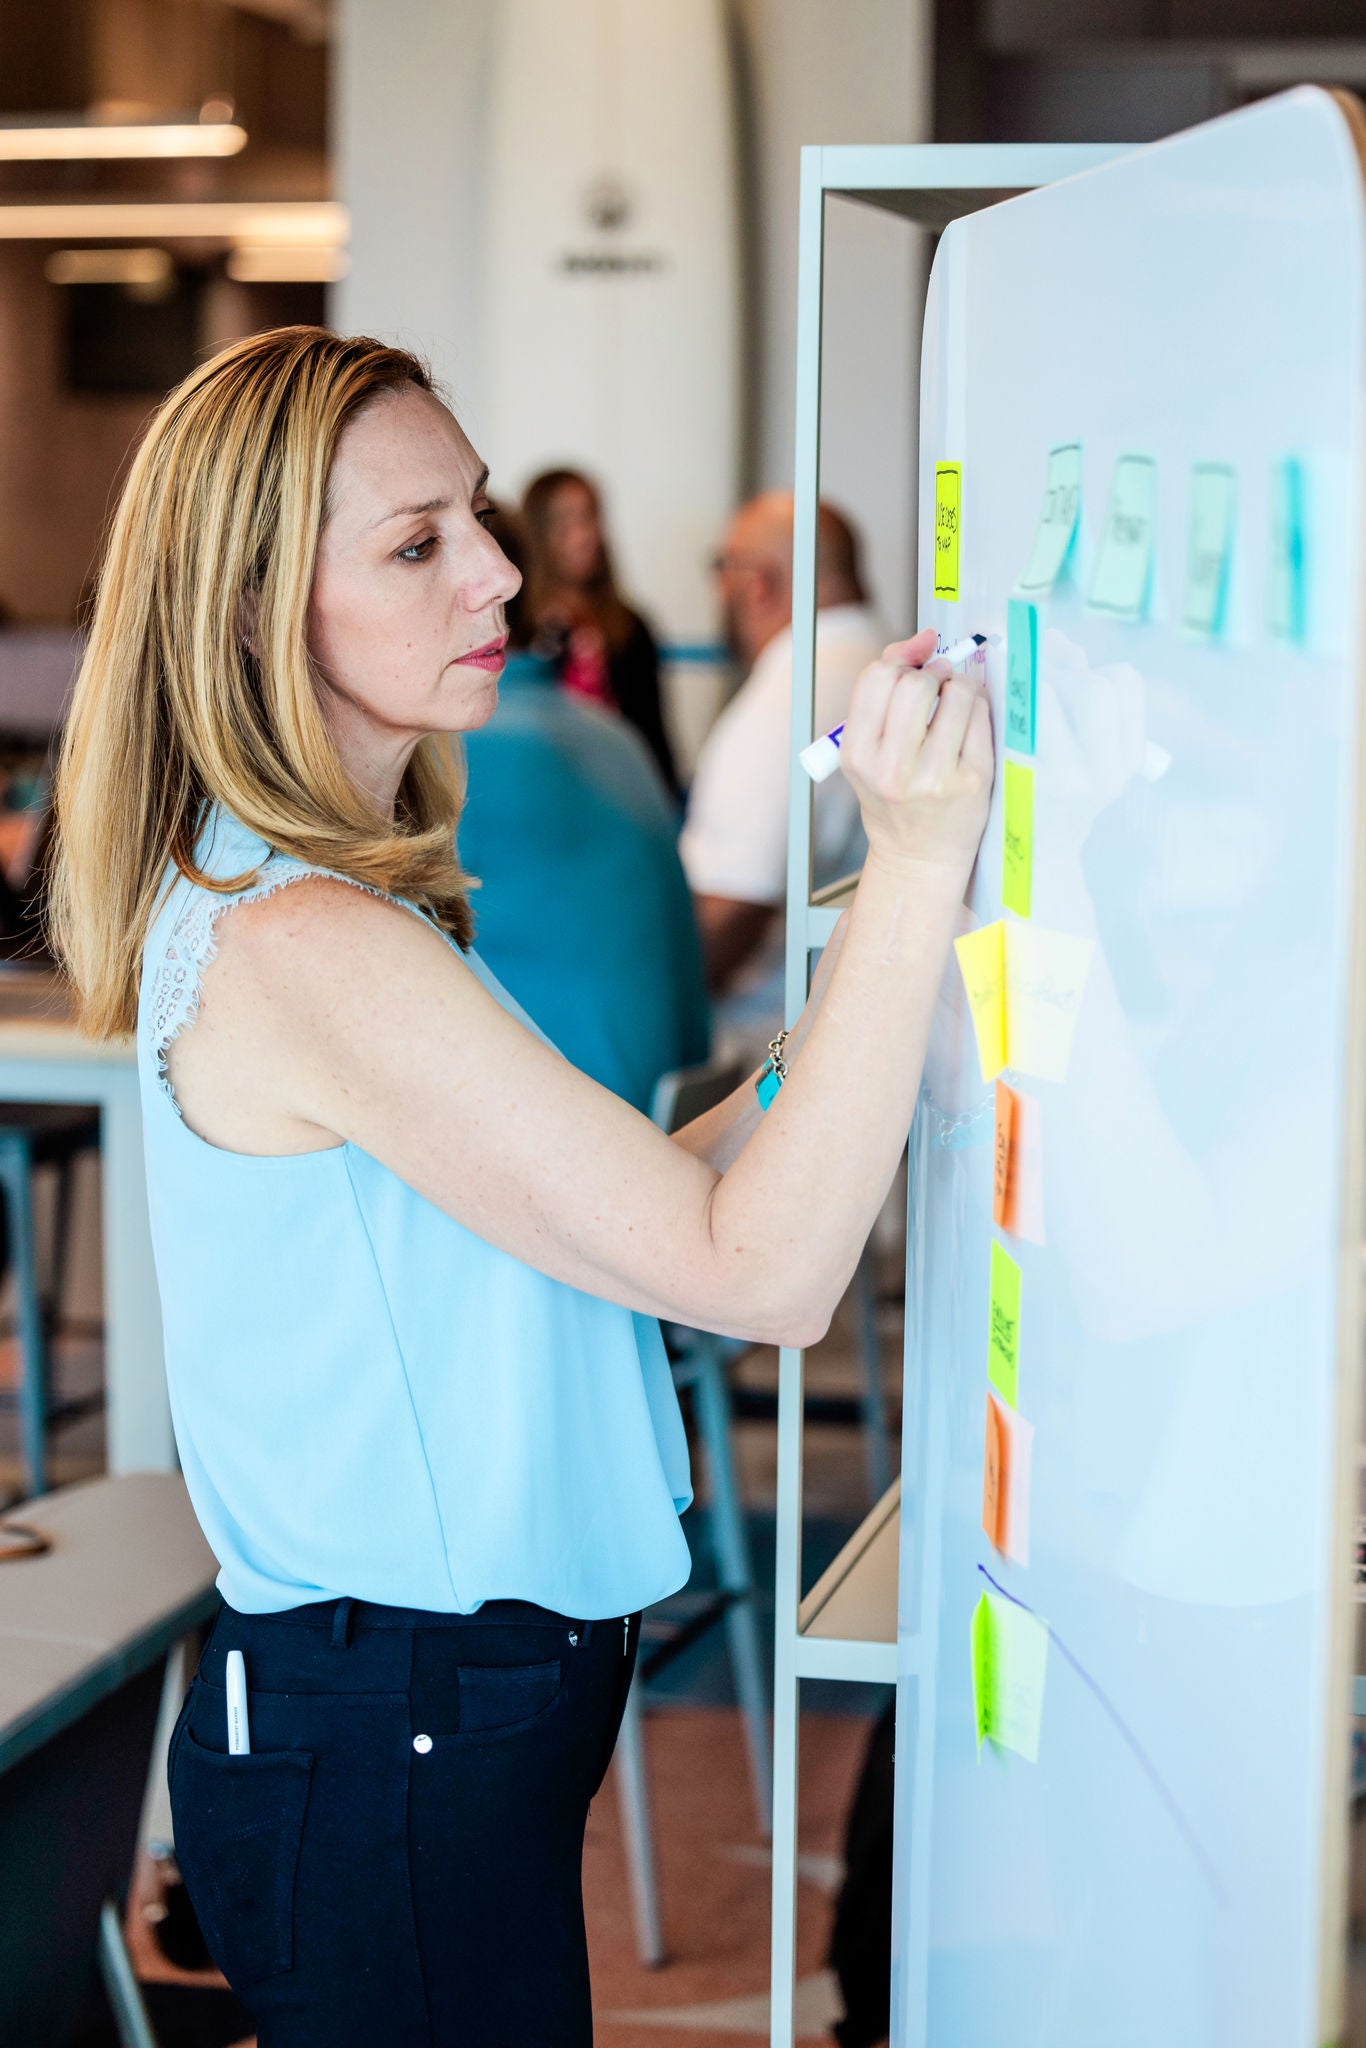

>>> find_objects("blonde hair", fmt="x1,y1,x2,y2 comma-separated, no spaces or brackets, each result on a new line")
49,324,476,1041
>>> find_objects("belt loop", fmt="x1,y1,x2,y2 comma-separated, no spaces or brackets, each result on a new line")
331,1597,354,1650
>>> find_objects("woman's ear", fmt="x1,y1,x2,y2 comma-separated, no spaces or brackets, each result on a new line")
237,589,261,661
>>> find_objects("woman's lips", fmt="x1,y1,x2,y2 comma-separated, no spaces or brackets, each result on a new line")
456,637,508,673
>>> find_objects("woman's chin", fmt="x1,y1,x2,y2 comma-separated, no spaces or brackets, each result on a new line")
444,676,500,735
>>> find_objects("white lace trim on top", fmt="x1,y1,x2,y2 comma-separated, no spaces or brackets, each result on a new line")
147,859,386,1120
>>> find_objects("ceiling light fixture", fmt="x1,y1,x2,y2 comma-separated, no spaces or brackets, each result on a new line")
226,245,350,283
0,201,347,245
45,247,174,286
0,120,247,162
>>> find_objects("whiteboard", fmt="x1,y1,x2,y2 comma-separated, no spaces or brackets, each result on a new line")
894,88,1366,2048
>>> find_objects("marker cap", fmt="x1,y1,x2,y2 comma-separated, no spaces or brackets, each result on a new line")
799,732,843,783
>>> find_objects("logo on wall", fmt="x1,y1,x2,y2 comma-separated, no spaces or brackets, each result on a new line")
558,172,667,277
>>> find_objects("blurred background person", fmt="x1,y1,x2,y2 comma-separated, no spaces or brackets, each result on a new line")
459,510,709,1115
520,467,681,798
679,492,882,1052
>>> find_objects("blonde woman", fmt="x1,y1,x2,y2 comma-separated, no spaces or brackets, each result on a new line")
51,327,992,2046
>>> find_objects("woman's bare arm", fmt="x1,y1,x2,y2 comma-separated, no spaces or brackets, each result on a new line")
171,636,990,1349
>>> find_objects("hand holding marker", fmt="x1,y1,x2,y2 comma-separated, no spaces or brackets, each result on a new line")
800,634,990,783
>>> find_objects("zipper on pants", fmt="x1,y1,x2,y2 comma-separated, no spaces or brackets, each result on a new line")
623,1616,629,1656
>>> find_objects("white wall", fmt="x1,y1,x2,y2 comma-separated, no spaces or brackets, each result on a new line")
333,0,495,425
733,0,932,628
335,0,934,668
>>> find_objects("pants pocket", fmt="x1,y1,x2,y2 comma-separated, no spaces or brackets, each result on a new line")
457,1657,565,1735
169,1716,313,1991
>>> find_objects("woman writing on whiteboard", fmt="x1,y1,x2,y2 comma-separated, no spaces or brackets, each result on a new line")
49,327,992,2048
520,465,680,795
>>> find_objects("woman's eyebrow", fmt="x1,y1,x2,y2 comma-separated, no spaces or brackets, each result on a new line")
371,469,490,530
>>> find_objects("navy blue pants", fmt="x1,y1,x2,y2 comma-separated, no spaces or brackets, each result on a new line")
168,1596,640,2046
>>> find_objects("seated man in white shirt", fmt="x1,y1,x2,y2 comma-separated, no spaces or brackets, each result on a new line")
679,492,883,1046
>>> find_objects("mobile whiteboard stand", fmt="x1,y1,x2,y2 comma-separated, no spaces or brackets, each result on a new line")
773,140,1125,2048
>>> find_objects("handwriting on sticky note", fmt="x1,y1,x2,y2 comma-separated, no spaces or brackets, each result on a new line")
982,1392,1004,1551
1182,462,1235,638
954,922,1006,1081
982,1390,1033,1566
1002,762,1034,919
1269,455,1307,645
1005,598,1038,754
972,1590,1048,1760
1016,442,1081,598
1004,923,1093,1085
999,1084,1045,1245
1087,454,1157,621
934,463,962,600
988,1241,1021,1409
992,1081,1016,1228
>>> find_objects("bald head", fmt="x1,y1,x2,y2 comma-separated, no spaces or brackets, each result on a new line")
717,492,867,664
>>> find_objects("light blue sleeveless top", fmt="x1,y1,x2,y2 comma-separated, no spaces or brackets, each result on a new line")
136,805,693,1618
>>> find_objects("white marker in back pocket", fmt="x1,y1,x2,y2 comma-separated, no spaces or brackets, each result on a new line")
226,1649,251,1755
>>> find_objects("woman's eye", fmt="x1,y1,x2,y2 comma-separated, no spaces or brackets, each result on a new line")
397,535,437,562
475,506,496,528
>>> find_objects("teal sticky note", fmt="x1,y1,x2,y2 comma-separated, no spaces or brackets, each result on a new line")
1005,599,1037,754
1269,456,1307,646
1182,463,1236,638
1087,454,1157,621
1016,443,1082,598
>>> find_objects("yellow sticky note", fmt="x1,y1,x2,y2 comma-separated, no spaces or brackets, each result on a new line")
1004,922,1093,1085
988,1241,1021,1409
1002,762,1034,919
954,922,1006,1081
934,463,962,600
971,1590,1048,1761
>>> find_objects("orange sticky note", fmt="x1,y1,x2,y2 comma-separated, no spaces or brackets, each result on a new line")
1004,1087,1046,1245
993,1081,1017,1228
982,1391,1006,1549
983,1389,1034,1565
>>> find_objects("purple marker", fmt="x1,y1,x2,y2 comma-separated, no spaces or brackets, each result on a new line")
798,634,989,782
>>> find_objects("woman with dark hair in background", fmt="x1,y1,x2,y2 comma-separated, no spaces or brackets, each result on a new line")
520,467,680,795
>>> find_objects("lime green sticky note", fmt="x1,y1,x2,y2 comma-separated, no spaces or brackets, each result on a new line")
988,1241,1021,1408
1087,454,1157,621
1002,762,1034,919
1182,462,1236,638
934,463,962,600
1005,599,1038,755
971,1591,992,1750
972,1590,1048,1762
1269,456,1307,645
1016,442,1081,598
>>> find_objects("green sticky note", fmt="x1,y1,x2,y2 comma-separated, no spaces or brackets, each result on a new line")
1002,762,1034,919
1005,599,1038,754
1016,442,1082,598
1087,454,1157,621
971,1590,1048,1761
934,463,962,599
1182,462,1236,638
988,1241,1021,1408
1269,456,1307,645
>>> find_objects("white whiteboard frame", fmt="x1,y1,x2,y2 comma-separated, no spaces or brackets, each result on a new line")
772,140,1129,2048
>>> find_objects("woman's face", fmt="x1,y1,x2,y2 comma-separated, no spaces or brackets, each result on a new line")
307,385,520,759
543,481,602,586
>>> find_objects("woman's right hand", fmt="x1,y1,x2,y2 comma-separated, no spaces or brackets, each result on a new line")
838,626,994,887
